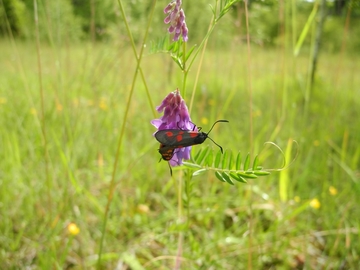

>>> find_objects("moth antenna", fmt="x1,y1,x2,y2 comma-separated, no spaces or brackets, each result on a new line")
207,136,224,154
206,120,229,135
206,120,228,153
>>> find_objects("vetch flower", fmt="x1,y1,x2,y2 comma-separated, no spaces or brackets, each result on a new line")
151,89,197,166
164,0,189,42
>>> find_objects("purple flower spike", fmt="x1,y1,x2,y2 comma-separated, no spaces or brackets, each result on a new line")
151,89,197,166
164,0,189,42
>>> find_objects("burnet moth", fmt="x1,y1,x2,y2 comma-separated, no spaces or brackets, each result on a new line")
155,120,229,161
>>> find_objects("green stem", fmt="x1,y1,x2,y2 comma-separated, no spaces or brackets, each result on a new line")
189,15,215,113
186,0,220,106
244,1,253,269
185,171,191,228
59,236,74,267
34,0,52,217
181,41,187,97
97,1,156,268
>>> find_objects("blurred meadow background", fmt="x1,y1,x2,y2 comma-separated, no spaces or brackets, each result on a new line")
1,0,360,269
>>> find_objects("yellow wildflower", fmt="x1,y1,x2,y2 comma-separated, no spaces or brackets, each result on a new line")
329,186,338,196
56,103,63,112
73,98,79,107
99,98,108,110
201,117,209,125
137,204,150,214
0,97,7,104
309,198,321,209
30,108,37,115
67,223,80,236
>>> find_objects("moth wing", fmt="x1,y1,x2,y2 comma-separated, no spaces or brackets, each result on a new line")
155,130,182,145
158,144,176,161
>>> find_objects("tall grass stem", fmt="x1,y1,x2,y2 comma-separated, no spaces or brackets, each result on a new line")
33,0,52,217
244,1,254,268
97,0,157,267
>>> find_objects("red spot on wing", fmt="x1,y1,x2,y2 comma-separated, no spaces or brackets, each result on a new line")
189,132,198,138
174,131,184,142
165,131,173,137
176,134,183,142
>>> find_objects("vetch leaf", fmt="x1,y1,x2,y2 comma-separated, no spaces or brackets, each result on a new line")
182,162,202,169
171,55,183,70
168,40,176,51
214,150,222,168
244,153,250,171
149,36,170,54
221,172,234,185
253,171,271,176
196,146,209,164
235,152,242,170
230,172,247,183
205,148,213,167
169,40,180,53
215,171,226,182
237,172,258,179
228,151,234,169
194,148,202,161
221,150,228,169
185,45,196,61
193,169,207,176
252,155,259,170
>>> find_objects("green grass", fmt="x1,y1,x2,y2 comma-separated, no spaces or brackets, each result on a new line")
0,37,360,269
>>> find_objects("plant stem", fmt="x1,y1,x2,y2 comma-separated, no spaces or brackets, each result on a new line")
34,0,52,217
244,1,253,268
97,1,156,268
